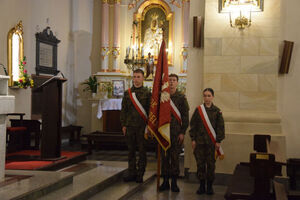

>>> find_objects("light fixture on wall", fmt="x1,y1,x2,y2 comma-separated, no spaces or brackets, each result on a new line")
219,0,264,30
230,11,251,29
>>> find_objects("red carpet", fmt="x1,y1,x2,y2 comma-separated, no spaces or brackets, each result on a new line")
5,150,86,170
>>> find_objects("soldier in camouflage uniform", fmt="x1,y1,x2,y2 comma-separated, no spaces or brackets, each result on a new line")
189,88,225,195
159,74,189,192
120,69,151,183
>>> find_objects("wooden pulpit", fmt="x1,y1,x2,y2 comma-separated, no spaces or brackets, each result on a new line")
32,75,66,159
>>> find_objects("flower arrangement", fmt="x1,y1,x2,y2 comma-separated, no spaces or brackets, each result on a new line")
13,56,34,88
82,76,99,93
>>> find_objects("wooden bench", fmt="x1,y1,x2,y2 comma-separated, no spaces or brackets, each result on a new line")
83,131,157,154
10,119,41,150
61,125,83,145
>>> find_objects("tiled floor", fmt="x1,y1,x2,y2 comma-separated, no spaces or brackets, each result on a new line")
63,143,226,199
128,178,227,200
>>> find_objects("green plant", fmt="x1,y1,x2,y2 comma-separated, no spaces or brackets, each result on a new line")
82,76,99,93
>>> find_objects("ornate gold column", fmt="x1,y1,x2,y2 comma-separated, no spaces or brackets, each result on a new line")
101,0,109,72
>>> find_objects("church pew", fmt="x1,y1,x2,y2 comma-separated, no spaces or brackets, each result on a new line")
10,119,41,150
83,131,156,154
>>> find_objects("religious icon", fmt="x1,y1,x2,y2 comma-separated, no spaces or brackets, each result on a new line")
143,13,163,58
137,0,173,65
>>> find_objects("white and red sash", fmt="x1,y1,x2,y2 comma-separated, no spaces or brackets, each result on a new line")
197,104,224,157
170,99,182,125
128,88,148,123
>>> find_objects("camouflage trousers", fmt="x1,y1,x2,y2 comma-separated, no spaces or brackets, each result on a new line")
126,126,147,176
161,136,182,177
193,144,216,181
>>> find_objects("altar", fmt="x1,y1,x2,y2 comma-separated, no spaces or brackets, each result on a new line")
97,98,122,119
90,98,122,133
0,75,15,180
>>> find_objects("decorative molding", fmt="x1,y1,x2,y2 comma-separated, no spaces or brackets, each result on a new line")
111,47,120,58
181,47,188,60
35,27,60,44
100,47,110,60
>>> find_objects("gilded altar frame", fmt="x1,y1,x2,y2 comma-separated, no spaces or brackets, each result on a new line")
7,21,24,86
135,0,173,66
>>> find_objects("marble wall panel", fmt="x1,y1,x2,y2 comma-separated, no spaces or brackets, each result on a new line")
221,74,258,92
260,38,280,56
204,56,241,73
240,91,277,111
258,74,277,92
214,92,239,111
241,38,260,56
203,74,221,91
222,38,242,56
204,38,222,56
241,56,278,74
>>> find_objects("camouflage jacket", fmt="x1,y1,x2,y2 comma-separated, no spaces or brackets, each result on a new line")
120,86,151,127
170,91,189,137
189,104,225,145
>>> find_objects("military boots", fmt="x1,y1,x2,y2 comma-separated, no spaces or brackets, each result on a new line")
206,180,214,195
159,176,170,191
136,172,144,183
196,179,206,195
171,177,180,192
123,174,136,182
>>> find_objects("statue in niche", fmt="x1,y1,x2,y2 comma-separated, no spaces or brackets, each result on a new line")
145,52,155,79
143,13,163,57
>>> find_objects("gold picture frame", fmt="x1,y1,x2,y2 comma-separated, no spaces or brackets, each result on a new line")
135,0,173,66
7,21,24,86
218,0,264,13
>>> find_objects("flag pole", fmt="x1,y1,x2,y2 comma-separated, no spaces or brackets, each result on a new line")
157,144,161,191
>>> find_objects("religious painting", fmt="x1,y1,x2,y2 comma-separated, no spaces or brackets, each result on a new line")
112,80,125,97
136,0,173,65
141,8,168,59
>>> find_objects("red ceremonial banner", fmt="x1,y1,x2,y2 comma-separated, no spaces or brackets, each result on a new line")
147,40,171,151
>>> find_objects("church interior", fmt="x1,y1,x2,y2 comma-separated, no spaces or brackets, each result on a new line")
1,0,300,199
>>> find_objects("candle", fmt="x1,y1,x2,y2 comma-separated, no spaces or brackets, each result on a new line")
141,47,144,57
126,47,129,57
132,49,135,59
130,35,132,47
